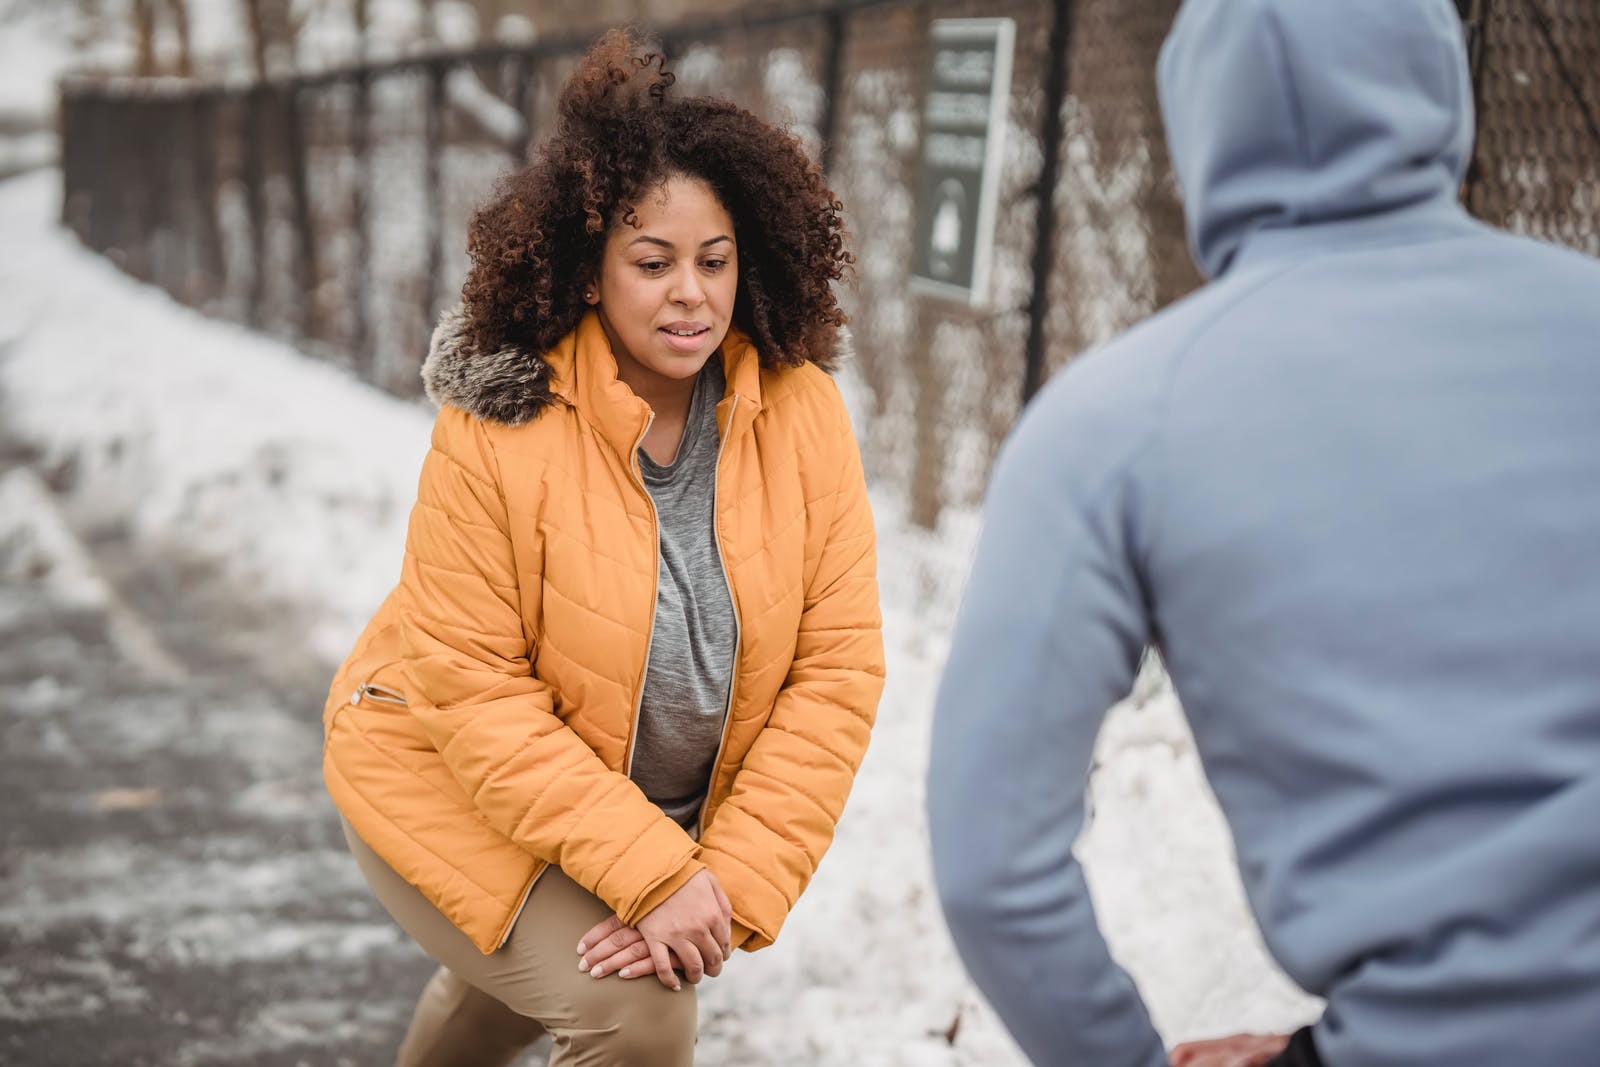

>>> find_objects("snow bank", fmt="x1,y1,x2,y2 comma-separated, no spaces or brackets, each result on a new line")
0,170,431,662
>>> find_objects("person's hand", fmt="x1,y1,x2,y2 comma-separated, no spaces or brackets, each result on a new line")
575,915,686,981
1170,1033,1292,1067
631,869,733,990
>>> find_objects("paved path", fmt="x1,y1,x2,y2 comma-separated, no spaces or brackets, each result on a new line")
0,439,445,1066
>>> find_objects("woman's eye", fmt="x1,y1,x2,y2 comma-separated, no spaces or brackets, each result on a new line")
701,259,728,271
639,260,669,273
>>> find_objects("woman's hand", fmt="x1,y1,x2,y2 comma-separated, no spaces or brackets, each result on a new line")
630,869,732,990
1169,1033,1292,1067
576,916,671,980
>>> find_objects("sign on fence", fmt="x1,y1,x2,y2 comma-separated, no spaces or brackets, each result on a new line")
910,17,1015,307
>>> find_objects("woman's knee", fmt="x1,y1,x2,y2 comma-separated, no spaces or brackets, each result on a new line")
553,979,697,1067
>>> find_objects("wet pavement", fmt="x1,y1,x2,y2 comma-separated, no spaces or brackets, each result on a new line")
0,441,443,1066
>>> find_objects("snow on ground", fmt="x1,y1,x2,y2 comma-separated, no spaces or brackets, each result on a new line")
0,168,1320,1063
0,1,79,122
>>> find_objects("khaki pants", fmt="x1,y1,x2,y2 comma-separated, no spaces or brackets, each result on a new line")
342,820,697,1067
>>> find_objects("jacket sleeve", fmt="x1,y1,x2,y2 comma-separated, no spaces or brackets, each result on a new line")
696,388,886,951
926,375,1167,1066
398,405,704,926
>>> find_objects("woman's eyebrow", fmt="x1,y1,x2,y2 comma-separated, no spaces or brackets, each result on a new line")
627,234,734,250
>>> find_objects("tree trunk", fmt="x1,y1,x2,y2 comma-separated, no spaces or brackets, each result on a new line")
243,0,270,80
132,0,157,76
166,0,193,77
353,0,369,61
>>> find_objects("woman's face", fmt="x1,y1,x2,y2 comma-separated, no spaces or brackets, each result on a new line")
589,175,738,396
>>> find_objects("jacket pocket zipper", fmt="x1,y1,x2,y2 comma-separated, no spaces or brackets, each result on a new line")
350,681,408,707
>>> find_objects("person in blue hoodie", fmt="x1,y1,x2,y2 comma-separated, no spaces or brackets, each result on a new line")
927,1,1600,1065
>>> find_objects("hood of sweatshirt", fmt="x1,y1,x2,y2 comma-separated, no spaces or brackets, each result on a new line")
1157,0,1475,278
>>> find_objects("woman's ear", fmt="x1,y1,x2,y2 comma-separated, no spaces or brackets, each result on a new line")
583,280,599,305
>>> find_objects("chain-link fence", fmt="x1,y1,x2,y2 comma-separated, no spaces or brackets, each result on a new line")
57,0,1600,569
1464,0,1600,254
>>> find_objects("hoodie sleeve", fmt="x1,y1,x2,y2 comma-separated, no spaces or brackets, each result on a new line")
927,368,1167,1067
398,405,705,927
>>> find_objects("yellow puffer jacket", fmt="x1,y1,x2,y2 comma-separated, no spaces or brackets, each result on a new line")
323,308,884,955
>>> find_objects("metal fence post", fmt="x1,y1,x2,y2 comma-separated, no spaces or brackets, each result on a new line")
1020,0,1076,405
282,83,320,342
350,68,373,375
421,60,447,360
190,91,225,305
1461,0,1491,210
243,85,268,330
512,52,537,163
818,8,847,174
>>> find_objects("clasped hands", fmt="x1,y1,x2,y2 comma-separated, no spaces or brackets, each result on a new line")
1169,1032,1292,1067
575,869,732,992
574,868,1292,1063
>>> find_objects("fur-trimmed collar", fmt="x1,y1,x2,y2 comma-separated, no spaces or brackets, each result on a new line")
421,305,852,427
421,305,557,426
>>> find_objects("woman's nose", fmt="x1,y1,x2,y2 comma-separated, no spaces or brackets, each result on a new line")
670,267,705,307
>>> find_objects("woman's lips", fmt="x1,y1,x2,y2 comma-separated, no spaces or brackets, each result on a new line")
659,324,711,352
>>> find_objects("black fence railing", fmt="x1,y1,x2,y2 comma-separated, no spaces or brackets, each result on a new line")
57,0,1600,531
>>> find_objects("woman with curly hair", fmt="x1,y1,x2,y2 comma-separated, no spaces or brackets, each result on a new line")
322,27,884,1067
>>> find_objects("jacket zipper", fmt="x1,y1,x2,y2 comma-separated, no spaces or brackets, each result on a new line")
350,681,407,707
697,396,742,839
507,404,699,946
622,412,660,779
496,865,547,948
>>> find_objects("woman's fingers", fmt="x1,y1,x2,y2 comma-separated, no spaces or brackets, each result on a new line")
689,928,726,980
1169,1034,1292,1067
673,938,707,984
587,938,652,979
619,947,684,980
1169,1050,1231,1067
647,939,680,991
577,923,643,972
575,914,625,958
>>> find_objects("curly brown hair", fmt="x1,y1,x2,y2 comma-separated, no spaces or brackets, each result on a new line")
458,29,854,371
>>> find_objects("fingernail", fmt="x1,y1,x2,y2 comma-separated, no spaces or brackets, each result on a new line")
620,967,631,978
577,957,588,971
575,941,586,954
590,965,603,978
672,983,682,992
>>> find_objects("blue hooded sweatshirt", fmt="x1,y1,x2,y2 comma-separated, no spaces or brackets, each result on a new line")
927,1,1600,1064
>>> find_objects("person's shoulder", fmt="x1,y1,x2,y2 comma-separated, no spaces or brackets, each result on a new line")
1062,270,1267,392
1026,282,1217,439
1488,226,1600,284
425,403,506,484
1003,279,1256,506
756,359,854,444
760,358,842,410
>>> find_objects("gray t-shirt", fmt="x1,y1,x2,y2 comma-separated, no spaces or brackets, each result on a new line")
630,359,737,832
